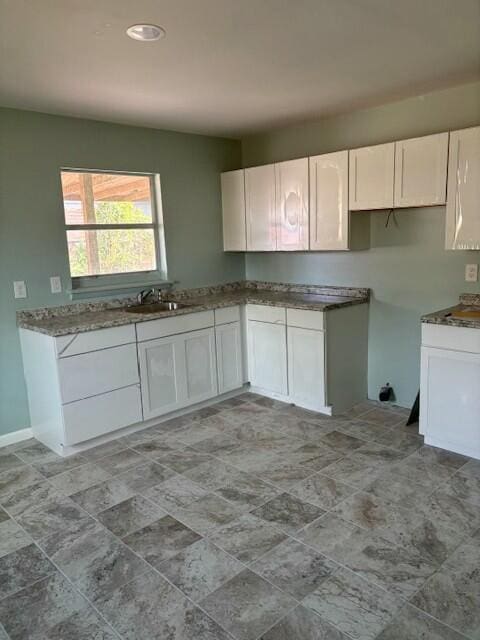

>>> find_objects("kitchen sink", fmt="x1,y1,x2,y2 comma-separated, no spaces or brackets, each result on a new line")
125,301,191,314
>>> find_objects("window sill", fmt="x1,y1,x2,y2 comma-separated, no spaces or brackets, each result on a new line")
67,277,171,300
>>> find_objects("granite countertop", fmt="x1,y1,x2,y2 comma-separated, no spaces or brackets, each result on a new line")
422,293,480,330
17,280,370,337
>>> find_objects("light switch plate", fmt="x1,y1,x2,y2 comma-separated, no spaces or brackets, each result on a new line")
13,280,27,299
465,264,478,282
50,276,62,294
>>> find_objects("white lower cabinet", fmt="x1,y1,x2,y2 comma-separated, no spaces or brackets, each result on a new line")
287,326,325,410
184,328,218,404
21,302,368,455
58,343,139,403
138,327,218,421
247,320,288,395
63,386,142,446
137,333,188,420
246,303,368,415
420,324,480,460
216,322,243,393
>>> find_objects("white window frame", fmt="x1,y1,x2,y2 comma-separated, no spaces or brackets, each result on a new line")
61,168,168,293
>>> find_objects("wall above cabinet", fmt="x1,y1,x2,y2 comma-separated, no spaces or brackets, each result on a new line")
221,125,480,253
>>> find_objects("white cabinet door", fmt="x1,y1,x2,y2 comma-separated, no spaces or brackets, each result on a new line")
247,320,287,395
216,321,243,393
63,386,143,446
138,334,187,420
58,343,139,404
184,328,218,404
446,126,480,250
287,326,325,410
421,346,480,459
275,158,309,251
349,142,395,210
309,151,349,250
245,164,276,251
394,133,448,208
221,170,246,251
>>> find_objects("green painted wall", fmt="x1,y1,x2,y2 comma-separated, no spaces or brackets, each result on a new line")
0,108,243,436
242,81,480,408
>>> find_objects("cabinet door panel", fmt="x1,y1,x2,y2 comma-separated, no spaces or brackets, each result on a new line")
63,385,142,446
421,346,480,458
309,151,348,250
216,322,243,393
138,335,186,420
275,158,309,250
245,164,276,251
58,344,139,404
349,143,394,210
446,126,480,250
287,326,325,410
184,328,218,403
221,170,246,251
247,320,287,395
394,133,448,208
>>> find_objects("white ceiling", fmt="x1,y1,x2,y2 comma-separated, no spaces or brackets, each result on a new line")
1,0,479,138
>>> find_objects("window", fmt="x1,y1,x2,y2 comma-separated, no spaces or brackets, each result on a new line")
60,169,165,280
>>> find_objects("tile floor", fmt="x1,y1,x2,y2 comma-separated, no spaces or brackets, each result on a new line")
0,393,479,639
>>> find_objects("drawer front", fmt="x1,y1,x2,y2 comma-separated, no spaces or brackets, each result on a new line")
422,323,480,354
58,343,139,403
286,308,325,331
246,304,286,325
63,385,142,445
136,310,214,342
215,306,241,325
55,324,136,358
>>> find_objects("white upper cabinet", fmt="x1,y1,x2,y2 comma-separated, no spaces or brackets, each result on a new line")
275,158,309,251
245,164,276,251
349,142,395,210
309,151,349,250
221,170,246,251
394,133,448,208
446,126,480,250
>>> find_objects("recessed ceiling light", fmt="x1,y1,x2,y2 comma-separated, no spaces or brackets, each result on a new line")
126,24,165,42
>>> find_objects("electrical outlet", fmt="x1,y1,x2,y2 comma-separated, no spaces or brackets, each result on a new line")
465,264,478,283
13,281,27,299
50,276,62,294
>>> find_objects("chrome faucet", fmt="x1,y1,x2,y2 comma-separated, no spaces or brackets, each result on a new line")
136,288,157,305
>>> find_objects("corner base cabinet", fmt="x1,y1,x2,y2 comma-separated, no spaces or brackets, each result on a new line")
420,323,480,460
20,300,368,456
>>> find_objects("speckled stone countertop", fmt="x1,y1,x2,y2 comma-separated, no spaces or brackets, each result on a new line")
422,293,480,330
17,280,370,337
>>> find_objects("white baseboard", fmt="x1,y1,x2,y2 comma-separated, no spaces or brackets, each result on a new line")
0,428,33,449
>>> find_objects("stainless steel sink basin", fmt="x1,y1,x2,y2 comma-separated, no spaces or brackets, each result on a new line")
125,301,190,314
